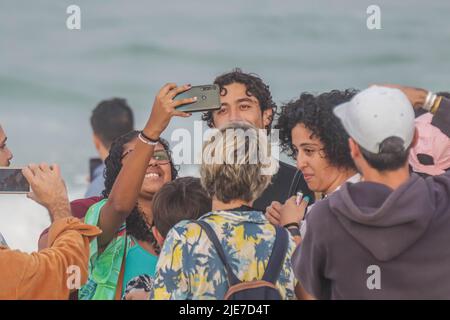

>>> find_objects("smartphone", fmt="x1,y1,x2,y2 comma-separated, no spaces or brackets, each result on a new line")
174,84,221,113
89,158,103,182
0,167,30,194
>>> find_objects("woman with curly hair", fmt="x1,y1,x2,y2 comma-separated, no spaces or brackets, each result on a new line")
266,90,360,239
79,83,195,300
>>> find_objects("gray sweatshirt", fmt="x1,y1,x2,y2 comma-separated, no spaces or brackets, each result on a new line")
294,99,450,299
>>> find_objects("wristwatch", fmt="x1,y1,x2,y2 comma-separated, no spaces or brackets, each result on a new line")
287,226,301,237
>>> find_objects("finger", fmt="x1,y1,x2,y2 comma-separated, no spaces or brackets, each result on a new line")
172,96,197,108
265,211,277,225
266,207,280,220
267,214,280,226
34,163,48,181
26,192,37,202
39,162,50,172
299,196,311,212
167,84,192,99
272,201,283,211
269,206,281,219
172,110,192,118
51,164,61,176
159,83,177,97
271,201,281,207
22,167,36,185
285,195,298,206
27,163,39,175
298,196,310,220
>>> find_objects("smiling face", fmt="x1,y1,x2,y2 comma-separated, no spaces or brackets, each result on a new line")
0,126,13,167
121,139,172,198
291,124,344,193
211,83,272,130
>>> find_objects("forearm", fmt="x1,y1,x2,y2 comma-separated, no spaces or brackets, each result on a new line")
98,134,156,246
107,140,155,213
1,218,100,299
431,97,450,138
47,198,71,222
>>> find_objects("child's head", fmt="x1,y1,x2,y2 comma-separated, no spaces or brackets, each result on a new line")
151,177,212,246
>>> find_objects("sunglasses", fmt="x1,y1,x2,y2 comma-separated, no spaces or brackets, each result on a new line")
120,149,171,164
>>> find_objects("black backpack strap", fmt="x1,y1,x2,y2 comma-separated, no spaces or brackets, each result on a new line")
262,226,289,284
193,220,241,286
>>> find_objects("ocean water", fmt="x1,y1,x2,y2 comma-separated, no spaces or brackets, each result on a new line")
1,0,449,252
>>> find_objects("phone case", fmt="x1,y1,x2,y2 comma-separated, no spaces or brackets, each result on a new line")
174,84,221,113
0,167,30,194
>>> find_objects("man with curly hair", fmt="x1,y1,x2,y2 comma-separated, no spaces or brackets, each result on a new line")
202,68,313,212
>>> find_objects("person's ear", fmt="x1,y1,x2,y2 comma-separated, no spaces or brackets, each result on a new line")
92,134,102,152
152,226,165,247
348,138,360,160
411,127,419,148
262,108,273,129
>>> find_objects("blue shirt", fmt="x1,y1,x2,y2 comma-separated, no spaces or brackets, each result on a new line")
123,238,158,295
0,233,7,247
85,163,106,198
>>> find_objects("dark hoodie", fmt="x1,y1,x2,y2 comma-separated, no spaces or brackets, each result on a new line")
294,97,450,300
294,172,450,299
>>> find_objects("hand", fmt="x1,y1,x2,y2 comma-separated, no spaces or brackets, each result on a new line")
143,83,195,140
373,84,428,110
22,163,71,222
265,201,283,226
279,195,309,227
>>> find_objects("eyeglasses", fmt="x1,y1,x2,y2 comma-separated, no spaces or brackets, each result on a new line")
120,149,171,164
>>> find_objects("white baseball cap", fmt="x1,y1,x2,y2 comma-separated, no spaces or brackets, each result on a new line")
333,86,416,154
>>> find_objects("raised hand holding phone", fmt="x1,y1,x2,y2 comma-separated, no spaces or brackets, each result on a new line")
173,84,220,113
97,83,196,247
0,168,30,194
143,83,195,140
22,163,71,222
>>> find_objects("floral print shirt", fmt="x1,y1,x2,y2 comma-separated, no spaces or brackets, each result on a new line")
151,208,297,300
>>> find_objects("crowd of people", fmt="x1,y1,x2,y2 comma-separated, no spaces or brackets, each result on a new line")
1,68,449,300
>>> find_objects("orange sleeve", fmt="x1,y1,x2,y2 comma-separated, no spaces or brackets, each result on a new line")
0,218,101,300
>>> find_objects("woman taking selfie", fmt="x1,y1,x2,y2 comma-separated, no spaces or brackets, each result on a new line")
79,83,195,300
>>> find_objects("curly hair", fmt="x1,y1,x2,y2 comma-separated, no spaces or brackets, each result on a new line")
102,130,178,245
201,68,277,133
276,89,358,171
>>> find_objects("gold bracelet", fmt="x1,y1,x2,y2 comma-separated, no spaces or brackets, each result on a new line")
430,96,443,114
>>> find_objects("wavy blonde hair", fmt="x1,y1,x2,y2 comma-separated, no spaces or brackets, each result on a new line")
200,122,279,204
